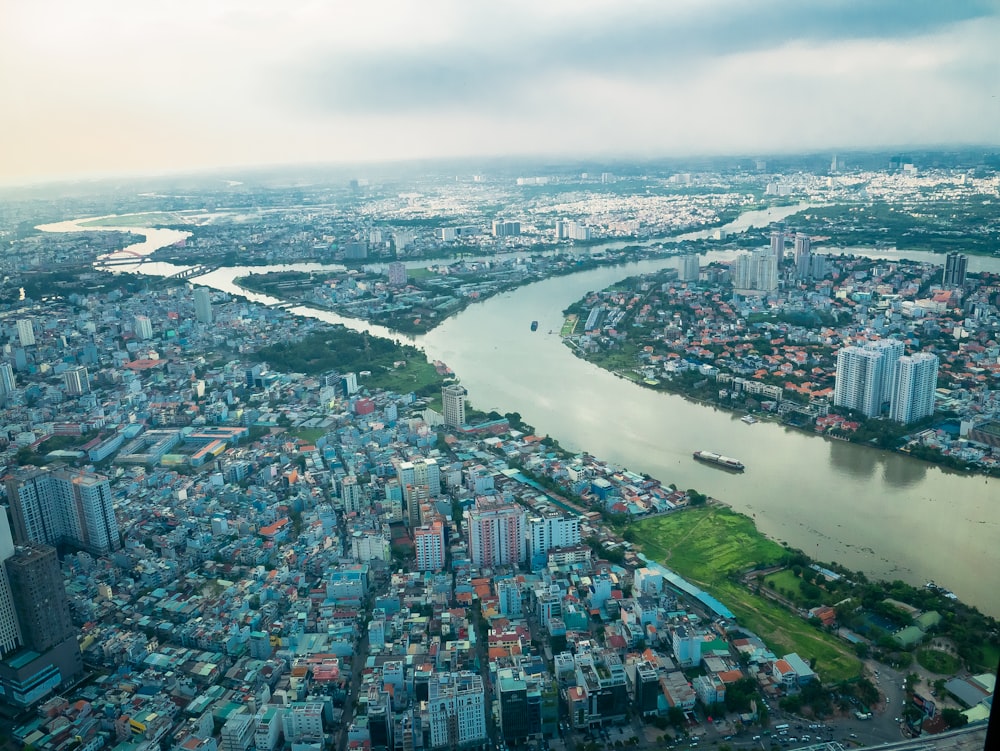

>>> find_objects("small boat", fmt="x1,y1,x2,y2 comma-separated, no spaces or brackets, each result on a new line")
693,450,745,472
530,320,538,331
741,415,757,424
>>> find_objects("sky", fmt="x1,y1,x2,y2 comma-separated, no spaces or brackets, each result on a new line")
2,0,999,184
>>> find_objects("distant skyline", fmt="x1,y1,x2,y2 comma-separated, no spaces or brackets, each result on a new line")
2,0,999,184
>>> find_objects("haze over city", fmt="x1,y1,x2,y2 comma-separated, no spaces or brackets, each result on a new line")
3,0,1000,184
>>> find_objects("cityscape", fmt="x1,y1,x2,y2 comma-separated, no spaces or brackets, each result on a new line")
2,3,999,751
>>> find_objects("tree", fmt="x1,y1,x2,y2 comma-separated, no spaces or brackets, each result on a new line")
668,707,686,727
941,708,968,729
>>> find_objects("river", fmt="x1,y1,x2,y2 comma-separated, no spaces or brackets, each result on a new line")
38,205,1000,617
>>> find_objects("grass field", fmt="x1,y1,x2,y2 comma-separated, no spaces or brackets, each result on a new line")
764,569,807,602
630,506,863,682
916,648,961,675
291,427,328,444
560,315,578,337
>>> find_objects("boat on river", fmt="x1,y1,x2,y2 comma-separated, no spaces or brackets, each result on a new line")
693,450,745,472
741,415,757,424
530,320,538,331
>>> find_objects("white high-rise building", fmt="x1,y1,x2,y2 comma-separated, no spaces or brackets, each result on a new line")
16,319,35,347
466,496,526,566
340,475,363,513
426,672,487,750
6,468,120,556
891,353,939,424
134,315,153,340
527,513,581,561
0,362,15,394
793,233,812,280
865,339,906,406
833,346,886,418
194,287,213,324
414,518,446,572
63,366,90,395
679,254,700,282
441,384,467,429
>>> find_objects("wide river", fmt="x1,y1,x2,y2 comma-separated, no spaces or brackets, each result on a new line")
40,207,1000,617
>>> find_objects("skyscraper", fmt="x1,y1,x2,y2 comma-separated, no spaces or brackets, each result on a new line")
194,287,213,324
793,233,812,280
4,544,74,653
0,515,23,657
833,346,887,418
864,339,905,407
891,353,939,424
16,319,35,347
441,384,467,429
679,254,700,282
427,672,487,750
942,252,968,287
6,467,120,556
466,496,527,566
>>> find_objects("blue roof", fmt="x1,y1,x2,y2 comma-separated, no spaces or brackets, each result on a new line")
637,554,735,619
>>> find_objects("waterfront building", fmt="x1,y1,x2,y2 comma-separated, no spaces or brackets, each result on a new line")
943,252,968,287
194,287,213,324
387,261,407,287
891,353,939,424
426,672,487,749
16,319,35,347
6,467,121,556
466,496,527,566
793,233,812,280
865,339,906,407
834,346,888,418
679,254,700,282
441,383,467,429
492,219,521,238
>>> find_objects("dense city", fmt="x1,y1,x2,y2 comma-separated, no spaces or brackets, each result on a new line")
0,153,995,751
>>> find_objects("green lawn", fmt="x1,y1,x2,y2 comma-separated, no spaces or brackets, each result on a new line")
630,506,862,682
764,569,807,602
916,648,961,675
290,427,328,444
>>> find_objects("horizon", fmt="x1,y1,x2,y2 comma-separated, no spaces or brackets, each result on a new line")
3,0,999,186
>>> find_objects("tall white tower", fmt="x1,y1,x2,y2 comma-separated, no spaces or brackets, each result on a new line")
194,287,213,324
891,353,939,424
441,384,467,428
16,319,35,347
0,514,24,657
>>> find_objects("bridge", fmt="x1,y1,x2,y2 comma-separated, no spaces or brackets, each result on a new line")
166,264,219,280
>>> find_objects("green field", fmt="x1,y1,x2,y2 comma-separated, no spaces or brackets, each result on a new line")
560,315,579,337
916,648,961,675
630,506,862,682
290,427,328,444
764,569,807,601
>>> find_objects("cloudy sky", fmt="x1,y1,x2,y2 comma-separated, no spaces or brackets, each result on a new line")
2,0,998,183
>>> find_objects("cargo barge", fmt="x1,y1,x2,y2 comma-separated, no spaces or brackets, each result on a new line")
692,450,745,472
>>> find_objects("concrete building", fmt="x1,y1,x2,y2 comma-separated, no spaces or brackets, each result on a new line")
0,515,23,656
466,496,526,567
891,353,939,424
679,254,700,283
194,287,213,325
5,544,74,653
834,346,887,418
63,366,90,395
414,518,446,572
6,467,121,556
441,384,467,429
387,262,407,287
793,233,812,280
527,513,580,566
426,672,487,749
220,714,256,751
942,252,968,287
16,319,35,347
134,314,153,340
0,362,15,395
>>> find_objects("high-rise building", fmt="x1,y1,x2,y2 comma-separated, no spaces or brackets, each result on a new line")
833,346,887,418
865,339,905,406
942,252,968,287
0,515,23,657
527,513,580,564
387,261,408,287
491,219,521,238
466,496,526,566
63,366,90,395
441,384,467,429
414,517,446,572
679,254,700,282
339,475,363,513
16,319,35,347
426,672,487,750
890,353,939,424
793,233,812,280
0,362,15,395
194,287,213,324
6,467,120,556
134,315,153,340
770,229,784,259
4,544,74,653
732,248,778,292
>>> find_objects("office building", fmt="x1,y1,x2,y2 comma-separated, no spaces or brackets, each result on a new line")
63,366,90,395
5,544,74,653
891,353,939,425
466,496,526,566
220,714,256,751
942,252,968,287
441,383,467,429
426,672,487,750
134,314,153,340
194,287,213,324
16,319,35,347
833,346,887,418
6,467,121,556
0,362,15,395
414,518,446,572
